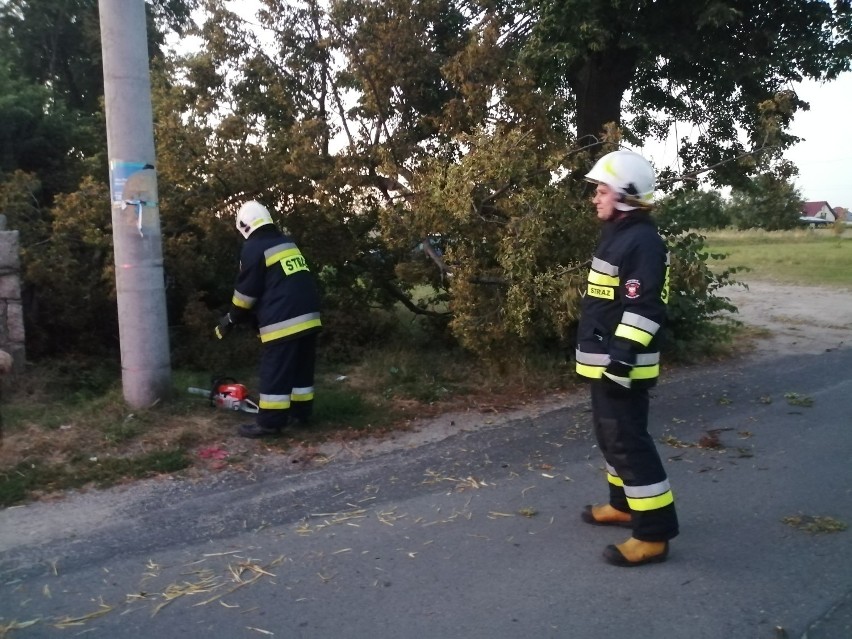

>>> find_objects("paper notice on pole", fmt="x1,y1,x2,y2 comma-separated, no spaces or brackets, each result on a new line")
109,160,149,203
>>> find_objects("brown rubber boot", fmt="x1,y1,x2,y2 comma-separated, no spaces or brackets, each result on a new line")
581,504,633,528
603,537,669,567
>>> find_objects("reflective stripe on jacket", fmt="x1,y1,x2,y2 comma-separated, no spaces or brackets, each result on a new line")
228,226,322,342
575,213,669,386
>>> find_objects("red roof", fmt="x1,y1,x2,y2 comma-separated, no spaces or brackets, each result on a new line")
801,201,834,216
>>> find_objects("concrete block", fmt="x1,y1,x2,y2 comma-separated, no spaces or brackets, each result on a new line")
0,274,21,299
0,231,20,270
7,302,25,343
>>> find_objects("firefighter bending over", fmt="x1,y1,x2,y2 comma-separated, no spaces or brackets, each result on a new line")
215,201,322,439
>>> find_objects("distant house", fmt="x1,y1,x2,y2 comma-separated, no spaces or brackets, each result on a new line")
801,201,836,222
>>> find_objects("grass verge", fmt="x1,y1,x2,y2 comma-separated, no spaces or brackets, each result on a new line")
0,341,576,506
705,228,852,287
1,449,189,507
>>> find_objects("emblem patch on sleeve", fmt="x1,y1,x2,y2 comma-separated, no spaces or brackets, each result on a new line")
624,279,641,299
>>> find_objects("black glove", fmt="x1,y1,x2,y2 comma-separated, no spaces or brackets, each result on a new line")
602,360,632,389
214,313,234,340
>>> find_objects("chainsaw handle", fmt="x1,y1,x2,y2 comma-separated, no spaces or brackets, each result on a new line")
239,398,259,414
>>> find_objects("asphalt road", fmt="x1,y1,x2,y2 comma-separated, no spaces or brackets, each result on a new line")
2,346,851,638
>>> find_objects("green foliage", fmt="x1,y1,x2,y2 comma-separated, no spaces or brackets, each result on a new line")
331,0,468,145
0,56,98,203
0,0,104,113
784,392,814,407
0,172,119,357
0,0,202,358
0,170,50,247
0,0,197,112
311,386,383,431
655,189,730,230
727,172,803,231
17,178,119,356
657,223,743,360
381,126,599,360
8,0,834,370
521,0,850,185
148,5,420,362
0,0,193,206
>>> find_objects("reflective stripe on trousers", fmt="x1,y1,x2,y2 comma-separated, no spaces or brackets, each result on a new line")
256,333,318,430
591,381,679,541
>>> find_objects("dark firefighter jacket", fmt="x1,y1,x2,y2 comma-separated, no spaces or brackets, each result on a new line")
575,212,669,388
228,225,321,343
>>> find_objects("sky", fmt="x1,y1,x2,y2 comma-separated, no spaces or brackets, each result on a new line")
641,72,852,209
783,73,852,209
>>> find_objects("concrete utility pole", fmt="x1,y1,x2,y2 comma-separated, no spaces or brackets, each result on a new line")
99,0,171,407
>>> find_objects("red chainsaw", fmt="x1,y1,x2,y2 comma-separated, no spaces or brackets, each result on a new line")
188,376,259,413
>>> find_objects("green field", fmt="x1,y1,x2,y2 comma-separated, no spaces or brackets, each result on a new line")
705,229,852,288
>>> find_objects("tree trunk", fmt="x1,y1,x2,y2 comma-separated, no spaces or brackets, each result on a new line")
567,46,639,145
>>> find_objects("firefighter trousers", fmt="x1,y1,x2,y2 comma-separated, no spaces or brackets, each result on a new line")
590,381,679,541
256,333,317,430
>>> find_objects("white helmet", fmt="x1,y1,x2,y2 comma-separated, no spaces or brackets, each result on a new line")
236,200,273,238
585,150,655,210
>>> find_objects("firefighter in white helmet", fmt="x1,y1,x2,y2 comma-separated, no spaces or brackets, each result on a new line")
575,150,679,566
215,200,322,438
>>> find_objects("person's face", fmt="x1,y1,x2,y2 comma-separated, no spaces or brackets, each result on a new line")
592,183,619,221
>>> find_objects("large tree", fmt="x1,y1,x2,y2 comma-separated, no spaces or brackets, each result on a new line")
8,0,850,363
148,0,487,361
145,0,852,363
654,189,731,230
727,170,804,230
519,0,851,183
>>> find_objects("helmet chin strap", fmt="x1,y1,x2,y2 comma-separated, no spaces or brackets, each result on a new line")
615,193,638,212
616,192,653,211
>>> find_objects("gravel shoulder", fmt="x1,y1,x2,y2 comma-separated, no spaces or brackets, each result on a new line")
722,280,852,357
